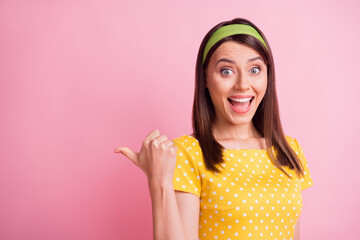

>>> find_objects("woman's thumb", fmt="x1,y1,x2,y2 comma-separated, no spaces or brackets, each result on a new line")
114,147,138,163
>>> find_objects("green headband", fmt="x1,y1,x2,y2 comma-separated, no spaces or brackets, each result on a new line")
203,24,267,64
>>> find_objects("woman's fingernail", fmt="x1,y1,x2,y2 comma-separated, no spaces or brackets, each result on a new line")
114,148,121,153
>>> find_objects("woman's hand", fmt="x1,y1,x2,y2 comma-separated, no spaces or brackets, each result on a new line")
114,129,178,186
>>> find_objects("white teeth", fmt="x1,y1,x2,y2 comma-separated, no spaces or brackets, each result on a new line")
229,97,253,103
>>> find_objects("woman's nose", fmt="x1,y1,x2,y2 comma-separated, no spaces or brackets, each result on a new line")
234,73,250,90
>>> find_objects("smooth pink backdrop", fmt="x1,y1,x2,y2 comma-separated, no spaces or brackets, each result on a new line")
1,0,359,239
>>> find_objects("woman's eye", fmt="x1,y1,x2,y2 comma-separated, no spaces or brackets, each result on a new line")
250,67,260,74
221,69,233,76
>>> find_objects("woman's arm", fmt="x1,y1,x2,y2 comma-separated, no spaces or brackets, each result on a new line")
148,182,188,240
175,191,200,240
116,130,198,240
294,218,300,240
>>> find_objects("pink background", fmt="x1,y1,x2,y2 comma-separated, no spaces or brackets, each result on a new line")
1,0,359,239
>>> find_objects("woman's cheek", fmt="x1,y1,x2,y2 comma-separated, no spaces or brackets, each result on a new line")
253,77,267,88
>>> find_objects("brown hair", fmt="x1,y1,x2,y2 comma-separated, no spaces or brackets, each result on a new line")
192,17,305,178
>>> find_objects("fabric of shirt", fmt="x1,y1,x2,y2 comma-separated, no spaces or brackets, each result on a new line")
172,134,314,240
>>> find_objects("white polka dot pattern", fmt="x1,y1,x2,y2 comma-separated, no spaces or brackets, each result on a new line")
172,135,314,239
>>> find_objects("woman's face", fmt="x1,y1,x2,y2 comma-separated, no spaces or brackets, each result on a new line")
205,41,268,126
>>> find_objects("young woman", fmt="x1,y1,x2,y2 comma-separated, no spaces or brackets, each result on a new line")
115,18,314,240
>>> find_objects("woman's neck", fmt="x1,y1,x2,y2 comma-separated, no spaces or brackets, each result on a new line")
212,119,262,141
211,120,266,149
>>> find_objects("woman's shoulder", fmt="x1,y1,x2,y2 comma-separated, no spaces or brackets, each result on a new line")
172,134,204,162
284,134,302,152
172,133,198,145
172,134,201,152
284,134,297,143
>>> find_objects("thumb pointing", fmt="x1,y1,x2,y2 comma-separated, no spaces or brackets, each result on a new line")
115,147,138,163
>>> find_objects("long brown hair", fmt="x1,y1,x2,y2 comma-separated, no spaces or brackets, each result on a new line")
192,18,304,178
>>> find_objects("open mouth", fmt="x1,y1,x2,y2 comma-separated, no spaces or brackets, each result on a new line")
227,97,254,113
228,96,254,106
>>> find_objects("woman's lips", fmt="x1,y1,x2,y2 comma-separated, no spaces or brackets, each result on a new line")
228,97,254,114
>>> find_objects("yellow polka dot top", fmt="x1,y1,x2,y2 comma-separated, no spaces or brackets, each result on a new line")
172,134,314,240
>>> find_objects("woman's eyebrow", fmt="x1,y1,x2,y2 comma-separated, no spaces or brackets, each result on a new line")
248,56,263,62
216,56,263,65
216,58,236,65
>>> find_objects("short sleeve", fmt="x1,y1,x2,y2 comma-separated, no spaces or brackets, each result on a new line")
172,138,201,197
294,138,314,191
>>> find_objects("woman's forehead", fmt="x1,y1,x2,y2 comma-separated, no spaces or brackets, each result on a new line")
211,41,263,64
213,41,260,58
